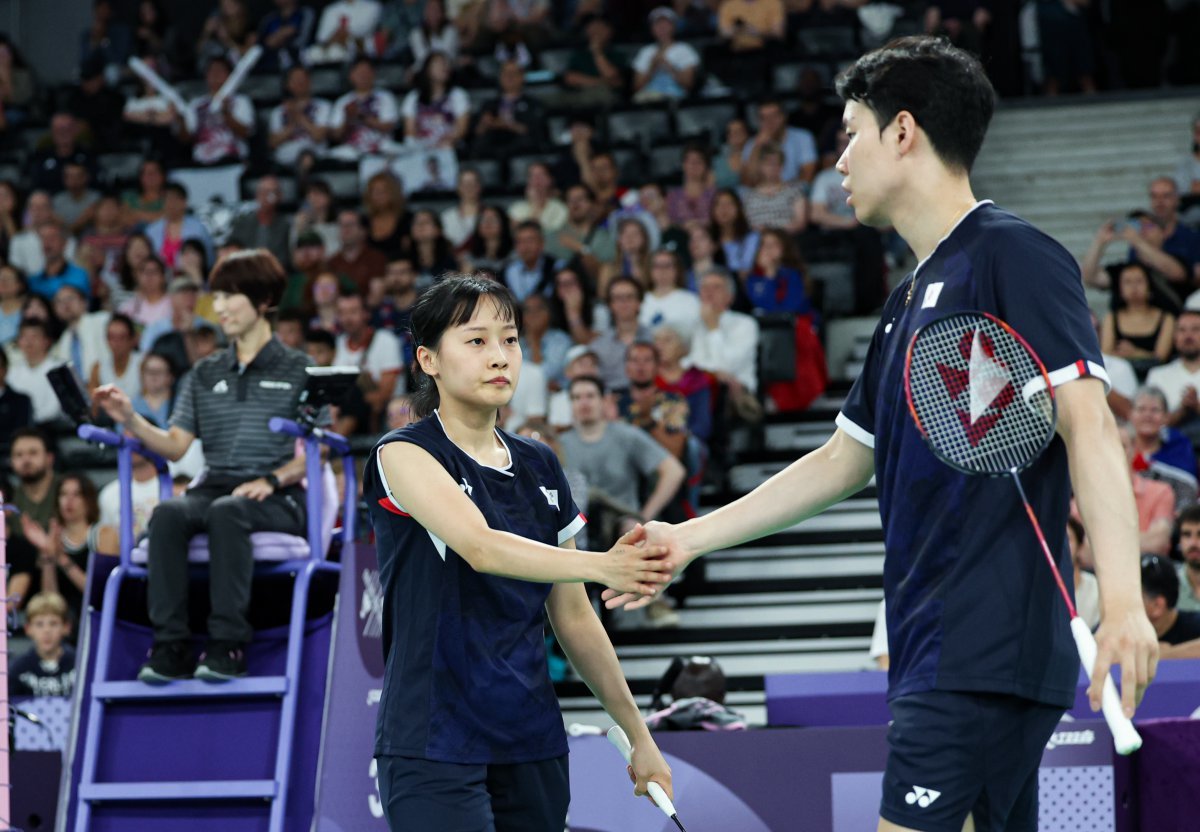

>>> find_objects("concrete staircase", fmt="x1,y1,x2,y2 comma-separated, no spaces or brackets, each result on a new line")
973,93,1199,260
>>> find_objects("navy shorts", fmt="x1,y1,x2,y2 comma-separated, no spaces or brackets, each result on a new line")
375,753,569,832
880,691,1065,832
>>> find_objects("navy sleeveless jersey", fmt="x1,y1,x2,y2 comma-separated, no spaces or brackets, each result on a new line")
838,202,1110,709
363,412,587,763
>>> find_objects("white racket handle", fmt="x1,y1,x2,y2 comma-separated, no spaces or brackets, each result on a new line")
1070,617,1142,755
606,726,678,818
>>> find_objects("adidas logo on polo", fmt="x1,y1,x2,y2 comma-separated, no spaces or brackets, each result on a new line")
905,786,941,808
212,379,229,394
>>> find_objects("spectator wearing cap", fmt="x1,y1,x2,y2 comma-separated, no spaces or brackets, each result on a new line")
632,7,700,103
27,113,94,194
548,343,601,431
145,183,216,269
230,176,292,268
269,66,332,167
141,275,222,362
29,220,90,301
1141,554,1200,657
561,15,626,108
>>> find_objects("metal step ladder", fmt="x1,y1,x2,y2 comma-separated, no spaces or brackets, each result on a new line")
66,418,355,832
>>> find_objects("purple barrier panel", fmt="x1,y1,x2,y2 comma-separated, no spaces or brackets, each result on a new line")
767,660,1200,727
1130,718,1200,831
312,542,388,831
13,750,61,830
566,721,1128,832
765,670,890,727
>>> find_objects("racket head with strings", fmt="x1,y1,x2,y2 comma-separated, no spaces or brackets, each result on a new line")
904,311,1057,476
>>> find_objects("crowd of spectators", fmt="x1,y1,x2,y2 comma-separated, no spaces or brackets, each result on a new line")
6,0,1200,674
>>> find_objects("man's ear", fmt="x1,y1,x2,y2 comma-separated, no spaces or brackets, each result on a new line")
892,110,919,157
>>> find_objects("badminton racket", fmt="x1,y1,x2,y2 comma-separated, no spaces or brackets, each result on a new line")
903,310,1141,755
607,726,686,831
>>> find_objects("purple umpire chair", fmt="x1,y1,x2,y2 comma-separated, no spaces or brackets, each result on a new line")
64,415,357,832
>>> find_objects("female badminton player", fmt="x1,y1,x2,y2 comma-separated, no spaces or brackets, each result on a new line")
363,275,673,831
604,36,1158,832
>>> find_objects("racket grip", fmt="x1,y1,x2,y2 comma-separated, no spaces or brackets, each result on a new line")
606,726,678,818
1069,617,1143,755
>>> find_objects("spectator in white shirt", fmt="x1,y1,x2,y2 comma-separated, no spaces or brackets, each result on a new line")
51,285,108,381
399,52,470,150
686,266,760,394
640,249,701,340
334,289,403,426
440,167,483,248
306,0,382,64
328,57,401,158
7,319,63,423
269,65,332,166
410,0,460,68
178,56,254,165
1147,310,1200,444
632,7,700,103
98,451,164,539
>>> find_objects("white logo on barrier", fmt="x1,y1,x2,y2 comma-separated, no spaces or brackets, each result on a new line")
1045,729,1095,751
359,568,383,639
259,380,292,390
460,478,473,496
905,786,941,808
540,487,559,508
212,379,229,394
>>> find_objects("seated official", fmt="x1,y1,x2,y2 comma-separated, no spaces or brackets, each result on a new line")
95,249,314,684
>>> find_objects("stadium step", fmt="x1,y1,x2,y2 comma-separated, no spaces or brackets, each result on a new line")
78,780,277,802
92,677,290,702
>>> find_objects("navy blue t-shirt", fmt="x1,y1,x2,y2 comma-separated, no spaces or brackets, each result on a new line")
839,202,1110,709
363,412,587,764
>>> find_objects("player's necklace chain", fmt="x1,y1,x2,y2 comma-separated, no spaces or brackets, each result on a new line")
904,202,980,306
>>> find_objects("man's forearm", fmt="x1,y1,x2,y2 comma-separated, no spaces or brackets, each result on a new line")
1131,239,1187,283
641,459,686,521
1063,395,1142,613
125,412,188,461
678,429,873,562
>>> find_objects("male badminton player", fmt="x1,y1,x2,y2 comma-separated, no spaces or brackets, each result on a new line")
604,36,1158,832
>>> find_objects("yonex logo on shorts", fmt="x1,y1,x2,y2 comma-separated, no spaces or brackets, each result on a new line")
1045,729,1095,750
905,786,941,808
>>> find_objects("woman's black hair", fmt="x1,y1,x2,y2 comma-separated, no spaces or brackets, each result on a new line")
180,237,210,278
709,187,751,241
415,51,451,106
468,205,514,260
408,274,522,419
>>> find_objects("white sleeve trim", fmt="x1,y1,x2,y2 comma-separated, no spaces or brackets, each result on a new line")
558,512,587,545
1046,359,1112,394
375,452,407,514
835,412,875,449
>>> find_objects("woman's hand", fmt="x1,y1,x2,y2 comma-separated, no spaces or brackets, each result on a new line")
626,734,673,806
598,524,672,596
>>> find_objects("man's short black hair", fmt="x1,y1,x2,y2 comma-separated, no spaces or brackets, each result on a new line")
277,309,306,326
18,317,53,340
165,182,188,200
514,220,543,237
835,35,995,173
10,426,53,455
305,328,336,349
1142,554,1180,610
568,375,605,397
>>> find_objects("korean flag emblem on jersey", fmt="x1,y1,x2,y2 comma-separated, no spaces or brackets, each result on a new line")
539,487,559,508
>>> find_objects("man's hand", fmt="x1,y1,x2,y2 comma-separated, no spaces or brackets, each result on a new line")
94,384,135,423
233,478,276,502
1089,604,1159,717
602,520,692,610
1182,385,1199,413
